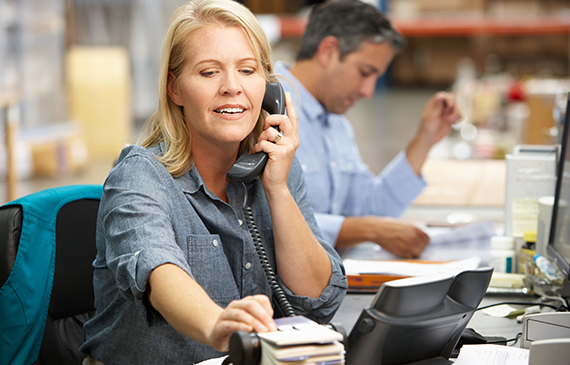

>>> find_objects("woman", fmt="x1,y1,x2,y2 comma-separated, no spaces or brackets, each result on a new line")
81,0,347,364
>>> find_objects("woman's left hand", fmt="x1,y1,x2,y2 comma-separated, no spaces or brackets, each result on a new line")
249,91,299,193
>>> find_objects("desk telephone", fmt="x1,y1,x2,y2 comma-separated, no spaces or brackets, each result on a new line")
223,81,346,365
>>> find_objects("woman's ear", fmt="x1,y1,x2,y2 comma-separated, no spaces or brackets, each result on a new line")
167,71,183,106
316,35,340,67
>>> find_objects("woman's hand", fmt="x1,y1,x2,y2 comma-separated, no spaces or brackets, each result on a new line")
207,295,277,352
249,92,299,193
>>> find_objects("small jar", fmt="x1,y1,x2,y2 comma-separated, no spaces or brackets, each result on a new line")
490,236,515,273
519,230,537,274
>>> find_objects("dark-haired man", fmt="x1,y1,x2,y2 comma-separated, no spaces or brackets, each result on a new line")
275,0,462,258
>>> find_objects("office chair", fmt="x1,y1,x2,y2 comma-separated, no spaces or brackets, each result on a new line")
0,185,103,365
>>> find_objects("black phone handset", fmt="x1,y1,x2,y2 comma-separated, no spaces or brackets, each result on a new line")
226,81,285,183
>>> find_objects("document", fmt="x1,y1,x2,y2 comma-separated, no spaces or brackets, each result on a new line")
340,220,495,263
454,344,529,365
342,256,481,276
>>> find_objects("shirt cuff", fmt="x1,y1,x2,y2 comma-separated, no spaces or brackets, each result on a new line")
314,213,346,247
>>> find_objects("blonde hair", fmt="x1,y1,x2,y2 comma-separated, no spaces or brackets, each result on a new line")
141,0,275,177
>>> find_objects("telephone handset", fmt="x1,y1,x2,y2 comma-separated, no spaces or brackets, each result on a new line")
226,81,285,183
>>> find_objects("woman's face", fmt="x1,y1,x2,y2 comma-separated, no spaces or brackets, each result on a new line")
168,25,266,151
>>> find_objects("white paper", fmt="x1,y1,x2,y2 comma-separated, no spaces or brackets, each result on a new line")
195,356,227,365
339,220,495,263
342,256,481,276
481,304,518,318
454,344,529,365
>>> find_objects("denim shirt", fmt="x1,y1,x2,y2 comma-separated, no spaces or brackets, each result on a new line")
81,143,347,365
275,62,427,246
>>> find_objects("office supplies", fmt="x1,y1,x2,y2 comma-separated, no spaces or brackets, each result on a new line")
343,256,481,292
520,312,570,349
345,267,492,365
257,316,344,365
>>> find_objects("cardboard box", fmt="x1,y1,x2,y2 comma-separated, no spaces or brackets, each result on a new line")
20,122,88,177
66,46,132,160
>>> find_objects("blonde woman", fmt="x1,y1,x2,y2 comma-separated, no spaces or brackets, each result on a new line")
81,0,347,364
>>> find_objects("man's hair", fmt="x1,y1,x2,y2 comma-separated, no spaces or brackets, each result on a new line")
296,0,405,61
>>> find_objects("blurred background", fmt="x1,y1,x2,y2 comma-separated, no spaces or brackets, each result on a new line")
1,0,569,211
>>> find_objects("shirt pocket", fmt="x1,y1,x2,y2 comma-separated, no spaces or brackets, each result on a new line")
187,234,240,307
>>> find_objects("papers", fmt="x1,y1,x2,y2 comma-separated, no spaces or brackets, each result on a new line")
258,316,345,365
340,220,494,291
343,256,481,276
195,356,227,365
258,316,343,346
454,344,529,365
340,220,495,263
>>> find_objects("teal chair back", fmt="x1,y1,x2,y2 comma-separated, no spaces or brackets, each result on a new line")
0,185,103,365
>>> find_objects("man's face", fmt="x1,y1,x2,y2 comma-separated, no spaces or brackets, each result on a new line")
319,40,394,115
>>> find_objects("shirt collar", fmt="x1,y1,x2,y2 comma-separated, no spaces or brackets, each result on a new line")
147,141,204,195
274,61,329,127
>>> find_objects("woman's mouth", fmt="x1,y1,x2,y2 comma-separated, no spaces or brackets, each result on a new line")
214,107,245,115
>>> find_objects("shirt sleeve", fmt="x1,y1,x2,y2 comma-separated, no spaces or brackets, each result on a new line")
337,119,426,216
314,213,345,248
99,147,194,324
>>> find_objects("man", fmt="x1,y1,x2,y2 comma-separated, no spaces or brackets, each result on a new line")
275,0,462,258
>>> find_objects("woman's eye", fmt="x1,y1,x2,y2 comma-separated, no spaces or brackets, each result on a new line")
241,69,255,75
201,71,215,77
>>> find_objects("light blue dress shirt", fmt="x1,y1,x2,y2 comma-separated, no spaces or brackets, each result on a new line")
81,143,347,364
275,62,427,247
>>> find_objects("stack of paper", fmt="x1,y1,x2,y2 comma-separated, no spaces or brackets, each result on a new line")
257,316,345,365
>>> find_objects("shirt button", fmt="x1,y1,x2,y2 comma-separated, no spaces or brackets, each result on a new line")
301,164,307,171
238,219,243,226
330,161,336,169
332,202,338,211
212,239,219,247
245,262,252,270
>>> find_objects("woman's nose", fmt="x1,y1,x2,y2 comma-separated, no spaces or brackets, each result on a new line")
220,73,243,96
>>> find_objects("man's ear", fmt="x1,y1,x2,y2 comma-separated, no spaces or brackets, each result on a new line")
316,36,340,67
167,71,183,106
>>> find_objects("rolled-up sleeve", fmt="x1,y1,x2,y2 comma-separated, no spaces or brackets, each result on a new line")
344,151,427,219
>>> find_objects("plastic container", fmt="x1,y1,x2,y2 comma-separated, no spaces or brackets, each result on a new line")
489,236,515,273
519,230,537,274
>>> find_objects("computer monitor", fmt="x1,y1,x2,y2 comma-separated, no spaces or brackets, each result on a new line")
345,267,492,365
547,92,570,280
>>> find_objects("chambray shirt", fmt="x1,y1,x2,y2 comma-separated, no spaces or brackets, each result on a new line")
81,143,347,365
275,62,427,247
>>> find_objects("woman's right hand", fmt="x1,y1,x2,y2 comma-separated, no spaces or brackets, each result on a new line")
207,295,277,352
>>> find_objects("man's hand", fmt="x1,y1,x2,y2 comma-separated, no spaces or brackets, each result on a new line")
406,91,463,175
337,216,429,258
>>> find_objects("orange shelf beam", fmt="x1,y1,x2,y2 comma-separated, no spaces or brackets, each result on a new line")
279,15,570,38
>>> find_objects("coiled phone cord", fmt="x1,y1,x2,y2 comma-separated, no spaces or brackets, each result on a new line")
241,182,296,317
